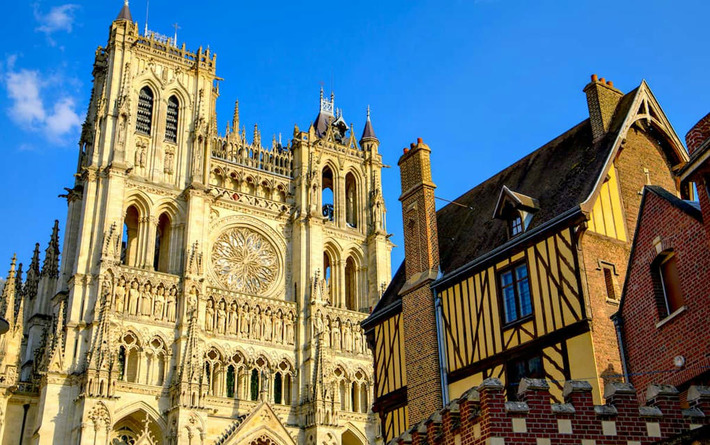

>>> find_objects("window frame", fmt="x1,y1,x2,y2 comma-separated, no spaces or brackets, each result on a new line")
509,212,524,237
505,353,544,401
136,86,154,136
655,251,684,320
497,260,534,327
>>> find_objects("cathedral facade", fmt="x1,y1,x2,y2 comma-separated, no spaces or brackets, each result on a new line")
0,3,392,444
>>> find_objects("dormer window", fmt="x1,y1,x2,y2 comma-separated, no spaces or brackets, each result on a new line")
493,186,540,239
510,213,523,236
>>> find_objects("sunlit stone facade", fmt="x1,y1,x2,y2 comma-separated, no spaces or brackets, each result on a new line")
0,3,392,444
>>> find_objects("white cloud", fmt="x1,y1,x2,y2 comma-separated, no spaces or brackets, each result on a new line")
3,58,82,146
45,97,82,141
34,4,79,35
6,69,46,126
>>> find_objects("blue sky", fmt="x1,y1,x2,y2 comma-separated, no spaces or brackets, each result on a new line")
1,0,709,274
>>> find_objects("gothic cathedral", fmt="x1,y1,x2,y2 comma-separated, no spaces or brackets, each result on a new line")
0,3,392,444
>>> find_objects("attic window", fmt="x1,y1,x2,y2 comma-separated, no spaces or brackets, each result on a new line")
510,213,523,236
493,186,540,238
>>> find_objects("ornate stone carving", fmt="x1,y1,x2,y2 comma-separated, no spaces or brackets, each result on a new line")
211,228,278,295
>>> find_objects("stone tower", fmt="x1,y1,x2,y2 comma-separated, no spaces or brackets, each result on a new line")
0,3,392,444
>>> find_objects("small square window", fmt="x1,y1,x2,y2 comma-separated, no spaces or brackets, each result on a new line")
510,215,523,236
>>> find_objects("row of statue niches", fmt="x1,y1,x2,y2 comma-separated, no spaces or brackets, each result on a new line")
109,277,180,322
204,297,296,346
312,310,368,355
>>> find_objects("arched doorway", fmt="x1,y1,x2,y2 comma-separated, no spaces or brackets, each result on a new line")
110,408,164,445
341,429,364,445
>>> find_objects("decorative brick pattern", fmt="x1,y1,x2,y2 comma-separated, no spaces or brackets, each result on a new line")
685,112,710,155
390,378,709,445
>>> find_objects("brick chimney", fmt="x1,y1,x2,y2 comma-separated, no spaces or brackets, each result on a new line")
685,112,710,156
397,138,443,424
584,74,623,142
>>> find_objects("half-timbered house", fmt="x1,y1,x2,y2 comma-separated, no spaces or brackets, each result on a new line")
362,75,691,441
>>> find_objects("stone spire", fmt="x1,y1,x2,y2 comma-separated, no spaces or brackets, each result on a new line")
232,100,239,134
1,255,18,326
41,220,60,279
87,278,114,372
23,244,41,301
116,0,133,22
14,262,23,316
360,105,377,141
177,313,203,385
45,300,66,373
253,123,261,147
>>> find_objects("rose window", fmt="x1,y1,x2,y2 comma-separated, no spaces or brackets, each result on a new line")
212,228,278,294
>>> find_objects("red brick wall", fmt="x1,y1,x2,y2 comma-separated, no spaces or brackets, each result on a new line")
686,112,710,155
619,189,710,403
393,377,710,445
580,124,680,397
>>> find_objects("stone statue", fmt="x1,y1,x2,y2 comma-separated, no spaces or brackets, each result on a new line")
333,319,341,350
187,286,198,314
344,320,353,352
205,299,215,331
166,286,177,322
274,309,283,344
228,302,238,334
128,280,140,315
323,318,331,348
141,283,153,317
240,303,250,337
217,300,227,334
263,307,272,341
114,277,126,313
285,312,295,345
154,285,165,320
354,328,361,354
252,307,262,339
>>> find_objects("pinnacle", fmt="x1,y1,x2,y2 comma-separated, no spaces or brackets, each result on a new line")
116,0,133,22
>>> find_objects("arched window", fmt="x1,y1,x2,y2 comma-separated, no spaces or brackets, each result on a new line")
226,365,236,398
119,332,140,383
322,166,334,222
250,369,259,401
360,383,368,413
345,173,357,227
283,374,292,405
136,86,154,135
153,213,172,273
345,257,357,311
273,372,283,404
351,382,359,412
122,206,140,267
339,380,348,410
324,251,333,302
165,95,179,143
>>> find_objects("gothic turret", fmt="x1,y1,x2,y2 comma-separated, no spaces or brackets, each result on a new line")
116,0,133,22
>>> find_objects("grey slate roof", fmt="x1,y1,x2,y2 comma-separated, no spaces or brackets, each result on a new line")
365,87,643,325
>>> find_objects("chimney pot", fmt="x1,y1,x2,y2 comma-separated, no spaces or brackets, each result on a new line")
600,77,606,84
417,137,423,144
403,148,410,154
607,80,614,87
591,74,598,82
410,143,416,149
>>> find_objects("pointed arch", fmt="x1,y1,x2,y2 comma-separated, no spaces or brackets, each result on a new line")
341,424,367,445
345,171,359,228
111,401,167,444
136,86,155,136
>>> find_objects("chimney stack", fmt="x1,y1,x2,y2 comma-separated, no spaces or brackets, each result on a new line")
397,138,443,424
584,74,623,142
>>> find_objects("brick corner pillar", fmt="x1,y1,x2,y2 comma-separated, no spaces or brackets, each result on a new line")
398,138,443,425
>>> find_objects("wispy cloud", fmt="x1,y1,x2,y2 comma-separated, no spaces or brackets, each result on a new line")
3,57,82,146
34,3,79,45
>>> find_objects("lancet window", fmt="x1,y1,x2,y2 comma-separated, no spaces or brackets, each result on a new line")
153,213,172,273
165,95,179,143
322,166,335,222
345,257,358,311
121,206,140,267
345,172,358,228
136,86,154,135
117,332,141,383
